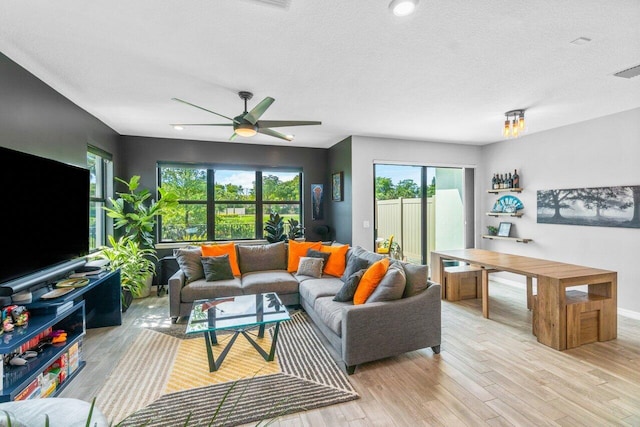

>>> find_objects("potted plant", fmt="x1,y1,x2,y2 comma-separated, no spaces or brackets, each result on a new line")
97,235,157,311
286,218,305,241
264,213,286,242
487,225,498,236
102,175,178,298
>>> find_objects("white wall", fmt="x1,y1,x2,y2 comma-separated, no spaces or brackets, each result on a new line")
350,136,482,250
481,107,640,312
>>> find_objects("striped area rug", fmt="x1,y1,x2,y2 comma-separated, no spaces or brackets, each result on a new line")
98,311,358,426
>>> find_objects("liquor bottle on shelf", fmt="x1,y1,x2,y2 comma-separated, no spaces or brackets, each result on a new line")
500,174,505,189
513,169,520,188
491,174,497,189
507,172,513,188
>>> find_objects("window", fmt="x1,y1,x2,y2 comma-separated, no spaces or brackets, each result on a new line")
159,165,302,242
87,146,113,251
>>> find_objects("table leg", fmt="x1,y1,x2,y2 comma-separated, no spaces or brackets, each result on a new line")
482,269,490,318
241,322,281,362
204,330,240,372
526,276,533,310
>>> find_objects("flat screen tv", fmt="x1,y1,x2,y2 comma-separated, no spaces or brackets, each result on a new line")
0,146,90,294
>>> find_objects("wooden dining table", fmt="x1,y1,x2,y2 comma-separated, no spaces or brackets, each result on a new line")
431,249,617,350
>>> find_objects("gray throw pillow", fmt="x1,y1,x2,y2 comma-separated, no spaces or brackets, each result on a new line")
401,262,429,297
306,248,330,264
341,253,369,282
201,255,235,282
334,269,366,302
367,263,406,303
237,241,286,273
173,246,204,283
296,257,324,278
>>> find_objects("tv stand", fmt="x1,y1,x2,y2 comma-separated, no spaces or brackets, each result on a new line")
1,270,121,401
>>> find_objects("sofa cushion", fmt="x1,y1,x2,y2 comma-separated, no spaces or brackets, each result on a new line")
354,258,390,305
319,244,350,277
173,246,204,283
241,270,299,295
201,255,235,282
400,261,429,297
287,240,322,272
351,245,385,266
299,277,344,303
237,242,286,273
367,263,406,303
333,269,365,302
314,296,351,337
201,242,240,276
181,278,243,302
341,252,369,282
296,256,324,278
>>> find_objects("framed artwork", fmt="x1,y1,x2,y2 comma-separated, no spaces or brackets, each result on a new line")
332,171,344,202
311,184,324,220
537,185,640,229
497,222,512,237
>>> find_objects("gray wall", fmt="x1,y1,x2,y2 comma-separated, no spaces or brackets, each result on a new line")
481,107,640,313
327,137,353,244
0,52,119,167
118,135,329,242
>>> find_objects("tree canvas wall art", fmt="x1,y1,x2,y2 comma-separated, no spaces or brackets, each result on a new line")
537,185,640,228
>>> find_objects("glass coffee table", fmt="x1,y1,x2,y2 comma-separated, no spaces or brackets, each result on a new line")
185,292,291,372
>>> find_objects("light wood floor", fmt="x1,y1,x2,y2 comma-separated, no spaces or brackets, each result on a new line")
61,282,640,426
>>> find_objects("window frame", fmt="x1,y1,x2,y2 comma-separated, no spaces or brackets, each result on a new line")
87,145,113,252
158,163,302,243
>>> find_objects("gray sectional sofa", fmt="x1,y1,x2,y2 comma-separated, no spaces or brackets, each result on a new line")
168,241,441,374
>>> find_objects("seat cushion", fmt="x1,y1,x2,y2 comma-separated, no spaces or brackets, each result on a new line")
314,297,351,337
299,277,344,304
241,270,299,295
181,277,243,302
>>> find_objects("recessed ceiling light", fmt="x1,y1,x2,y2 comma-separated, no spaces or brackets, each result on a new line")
389,0,418,17
173,125,184,131
570,37,591,45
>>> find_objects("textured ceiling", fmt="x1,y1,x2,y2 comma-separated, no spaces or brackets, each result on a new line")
1,0,639,148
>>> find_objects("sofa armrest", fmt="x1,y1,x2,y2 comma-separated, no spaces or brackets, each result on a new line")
169,269,186,320
341,282,441,367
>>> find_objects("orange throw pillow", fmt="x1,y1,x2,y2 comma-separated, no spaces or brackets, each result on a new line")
320,244,350,277
353,258,390,305
201,242,240,276
288,240,322,272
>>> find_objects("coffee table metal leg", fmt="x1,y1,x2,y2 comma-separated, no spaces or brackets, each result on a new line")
204,330,240,372
241,322,281,362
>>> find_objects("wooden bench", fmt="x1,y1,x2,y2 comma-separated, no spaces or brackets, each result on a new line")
443,265,483,301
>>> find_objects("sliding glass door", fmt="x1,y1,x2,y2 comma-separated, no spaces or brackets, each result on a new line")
374,164,471,266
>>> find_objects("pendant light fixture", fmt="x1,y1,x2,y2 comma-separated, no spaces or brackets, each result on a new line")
502,109,526,138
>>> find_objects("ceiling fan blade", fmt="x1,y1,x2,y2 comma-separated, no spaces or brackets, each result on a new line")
244,97,275,125
258,127,294,141
170,123,234,127
172,98,239,124
257,120,321,128
229,132,239,141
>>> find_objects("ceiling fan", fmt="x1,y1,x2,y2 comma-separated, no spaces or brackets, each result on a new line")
171,91,321,142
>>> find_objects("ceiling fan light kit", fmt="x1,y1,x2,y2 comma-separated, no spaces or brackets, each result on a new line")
171,91,321,142
389,0,418,17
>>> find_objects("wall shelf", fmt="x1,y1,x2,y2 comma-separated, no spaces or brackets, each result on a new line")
486,212,524,217
487,187,523,194
482,235,533,244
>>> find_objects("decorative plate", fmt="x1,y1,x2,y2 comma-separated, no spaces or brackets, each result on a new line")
497,195,524,211
56,278,90,288
41,288,74,299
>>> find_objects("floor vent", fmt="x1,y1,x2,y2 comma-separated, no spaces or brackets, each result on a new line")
614,64,640,79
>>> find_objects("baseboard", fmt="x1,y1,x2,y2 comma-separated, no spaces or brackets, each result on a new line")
490,276,640,320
